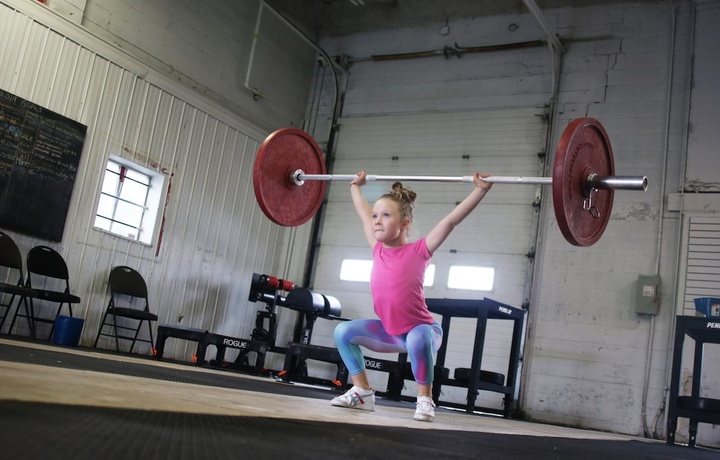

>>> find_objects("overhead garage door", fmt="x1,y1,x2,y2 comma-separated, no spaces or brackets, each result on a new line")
309,107,548,410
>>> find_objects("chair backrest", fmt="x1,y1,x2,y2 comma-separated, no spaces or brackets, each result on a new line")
109,266,148,299
27,246,70,280
0,231,25,283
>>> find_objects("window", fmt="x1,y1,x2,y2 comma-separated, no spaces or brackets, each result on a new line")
340,259,373,282
94,156,165,245
340,259,436,286
447,265,494,291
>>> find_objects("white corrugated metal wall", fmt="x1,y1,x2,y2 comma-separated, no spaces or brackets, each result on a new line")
307,108,547,409
0,2,305,362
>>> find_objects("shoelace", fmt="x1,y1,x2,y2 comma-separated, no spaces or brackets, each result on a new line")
416,399,435,410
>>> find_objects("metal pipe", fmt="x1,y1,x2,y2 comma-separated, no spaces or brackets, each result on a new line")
244,3,265,99
258,0,345,74
523,0,565,54
294,170,648,190
350,39,546,64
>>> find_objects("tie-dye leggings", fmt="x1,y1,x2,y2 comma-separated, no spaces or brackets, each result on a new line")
333,319,443,386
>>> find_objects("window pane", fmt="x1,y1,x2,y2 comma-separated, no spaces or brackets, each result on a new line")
447,265,494,291
95,156,162,244
106,161,121,174
110,220,138,240
423,264,435,287
96,195,116,219
340,259,435,286
94,215,111,231
119,179,149,206
115,201,143,227
101,169,120,195
125,167,150,185
340,259,372,282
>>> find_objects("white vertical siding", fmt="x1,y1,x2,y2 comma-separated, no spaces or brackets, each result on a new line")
0,3,292,363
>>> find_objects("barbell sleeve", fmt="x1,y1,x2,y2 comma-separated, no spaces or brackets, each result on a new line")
587,174,648,191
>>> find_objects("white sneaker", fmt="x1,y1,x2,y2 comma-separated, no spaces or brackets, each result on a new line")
414,396,435,422
331,386,375,411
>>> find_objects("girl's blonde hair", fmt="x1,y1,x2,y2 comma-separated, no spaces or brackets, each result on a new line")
380,182,417,222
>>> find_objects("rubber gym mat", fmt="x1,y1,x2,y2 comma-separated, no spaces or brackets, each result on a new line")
1,340,717,458
0,400,715,460
0,340,337,401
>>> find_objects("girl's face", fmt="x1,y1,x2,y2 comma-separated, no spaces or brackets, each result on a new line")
371,198,410,247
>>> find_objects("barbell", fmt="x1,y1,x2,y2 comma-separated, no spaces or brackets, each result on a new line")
252,117,648,247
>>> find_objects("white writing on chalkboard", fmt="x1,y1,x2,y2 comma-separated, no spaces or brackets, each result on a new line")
0,88,87,242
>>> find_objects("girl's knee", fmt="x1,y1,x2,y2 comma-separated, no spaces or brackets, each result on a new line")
334,321,351,342
406,324,433,344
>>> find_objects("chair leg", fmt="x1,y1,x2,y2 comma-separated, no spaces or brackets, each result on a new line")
0,293,18,333
110,313,121,352
9,297,36,339
128,320,144,354
27,298,37,340
48,302,67,341
93,311,110,348
147,320,155,349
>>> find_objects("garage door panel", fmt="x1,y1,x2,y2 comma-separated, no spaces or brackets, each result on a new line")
310,108,543,405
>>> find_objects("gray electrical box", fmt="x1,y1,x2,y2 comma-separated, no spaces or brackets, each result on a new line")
636,275,661,315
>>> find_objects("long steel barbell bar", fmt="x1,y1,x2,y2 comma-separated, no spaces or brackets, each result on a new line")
293,170,648,191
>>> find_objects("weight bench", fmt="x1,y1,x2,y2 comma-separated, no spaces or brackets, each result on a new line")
363,354,451,400
155,325,208,365
204,333,269,372
362,355,408,399
279,288,349,386
283,342,349,386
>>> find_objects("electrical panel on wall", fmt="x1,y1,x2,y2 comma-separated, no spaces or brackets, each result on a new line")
636,275,661,315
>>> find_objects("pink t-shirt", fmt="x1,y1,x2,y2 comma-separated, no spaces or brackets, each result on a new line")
370,238,435,335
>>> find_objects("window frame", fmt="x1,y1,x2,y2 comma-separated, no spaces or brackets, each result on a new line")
93,154,166,246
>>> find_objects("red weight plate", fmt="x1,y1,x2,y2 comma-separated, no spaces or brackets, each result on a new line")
552,118,614,247
253,128,326,226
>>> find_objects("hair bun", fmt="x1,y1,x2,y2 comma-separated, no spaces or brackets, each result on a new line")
391,182,417,204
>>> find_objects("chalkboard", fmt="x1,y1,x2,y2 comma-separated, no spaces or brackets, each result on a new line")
0,89,86,242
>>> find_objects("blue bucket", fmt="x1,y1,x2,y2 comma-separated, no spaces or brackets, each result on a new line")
52,315,85,347
693,298,720,318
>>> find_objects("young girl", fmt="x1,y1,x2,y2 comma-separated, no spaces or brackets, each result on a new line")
331,171,493,422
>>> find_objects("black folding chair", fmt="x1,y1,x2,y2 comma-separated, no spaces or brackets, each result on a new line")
93,266,158,353
9,245,79,340
0,232,38,335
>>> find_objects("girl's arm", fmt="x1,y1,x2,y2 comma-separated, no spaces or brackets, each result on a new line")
350,171,376,248
425,173,492,254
